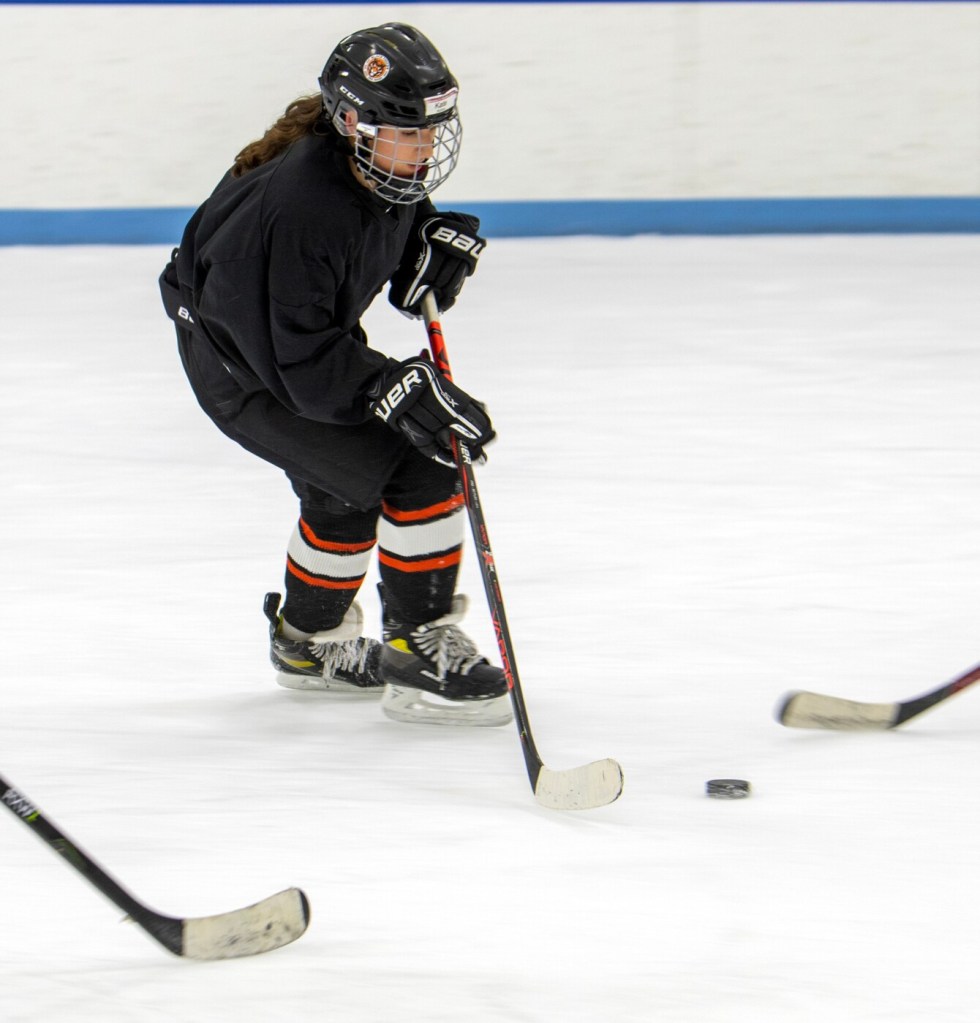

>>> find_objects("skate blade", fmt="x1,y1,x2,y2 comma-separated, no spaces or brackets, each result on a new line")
275,672,383,696
381,684,512,727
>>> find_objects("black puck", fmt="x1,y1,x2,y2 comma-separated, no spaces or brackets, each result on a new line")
706,778,751,799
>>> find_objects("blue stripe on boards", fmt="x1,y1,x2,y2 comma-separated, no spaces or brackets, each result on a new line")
3,198,980,245
473,198,980,236
0,209,194,246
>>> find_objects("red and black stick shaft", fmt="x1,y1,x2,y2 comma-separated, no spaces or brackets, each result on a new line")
893,661,980,726
421,293,544,792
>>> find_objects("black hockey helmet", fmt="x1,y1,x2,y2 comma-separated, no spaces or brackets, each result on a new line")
319,23,459,130
318,24,462,204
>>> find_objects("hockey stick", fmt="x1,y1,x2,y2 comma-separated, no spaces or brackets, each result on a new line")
777,660,980,730
1,772,310,959
421,293,623,810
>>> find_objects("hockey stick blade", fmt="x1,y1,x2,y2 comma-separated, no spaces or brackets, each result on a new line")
1,773,310,959
777,691,899,730
534,759,624,811
777,660,980,731
174,887,310,960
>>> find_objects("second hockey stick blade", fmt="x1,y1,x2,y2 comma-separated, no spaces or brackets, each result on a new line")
1,773,310,959
169,887,310,960
777,660,980,731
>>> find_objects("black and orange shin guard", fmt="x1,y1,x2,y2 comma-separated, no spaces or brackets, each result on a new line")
281,507,378,634
377,492,465,625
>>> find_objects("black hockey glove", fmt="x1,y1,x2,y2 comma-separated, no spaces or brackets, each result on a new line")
389,213,485,319
368,357,495,467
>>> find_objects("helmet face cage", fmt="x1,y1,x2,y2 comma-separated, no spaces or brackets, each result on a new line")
319,24,462,204
340,112,462,205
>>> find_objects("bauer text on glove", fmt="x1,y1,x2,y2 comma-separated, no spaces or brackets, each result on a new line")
368,357,494,466
388,213,485,318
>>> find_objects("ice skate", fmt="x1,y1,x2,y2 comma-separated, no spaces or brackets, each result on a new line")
264,592,383,694
379,588,512,726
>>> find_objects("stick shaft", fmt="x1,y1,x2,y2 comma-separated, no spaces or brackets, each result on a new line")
421,294,544,790
894,661,980,725
1,772,182,951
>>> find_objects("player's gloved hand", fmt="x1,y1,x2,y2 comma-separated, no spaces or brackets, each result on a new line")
389,213,485,319
368,356,495,467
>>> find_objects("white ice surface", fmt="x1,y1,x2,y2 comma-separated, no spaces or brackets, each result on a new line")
1,236,979,1021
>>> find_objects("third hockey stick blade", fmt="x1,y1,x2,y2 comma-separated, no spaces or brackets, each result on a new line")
777,660,980,731
421,294,623,810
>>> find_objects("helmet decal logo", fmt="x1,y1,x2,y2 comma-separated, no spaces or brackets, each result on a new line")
363,55,391,82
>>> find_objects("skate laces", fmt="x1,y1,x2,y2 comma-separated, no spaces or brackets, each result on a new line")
312,637,373,676
411,610,484,680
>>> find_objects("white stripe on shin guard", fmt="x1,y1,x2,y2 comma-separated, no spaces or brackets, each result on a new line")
377,506,464,560
287,522,374,582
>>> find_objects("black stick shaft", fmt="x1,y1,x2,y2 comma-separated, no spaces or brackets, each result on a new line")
422,296,544,791
0,773,181,952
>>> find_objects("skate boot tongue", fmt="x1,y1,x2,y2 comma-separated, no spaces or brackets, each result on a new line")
423,594,468,630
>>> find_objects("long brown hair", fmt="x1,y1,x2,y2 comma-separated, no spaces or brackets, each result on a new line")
231,94,324,177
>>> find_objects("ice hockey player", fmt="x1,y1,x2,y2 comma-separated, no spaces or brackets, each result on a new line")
159,23,510,726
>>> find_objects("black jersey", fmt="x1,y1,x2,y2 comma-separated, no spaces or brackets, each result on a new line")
175,131,433,426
